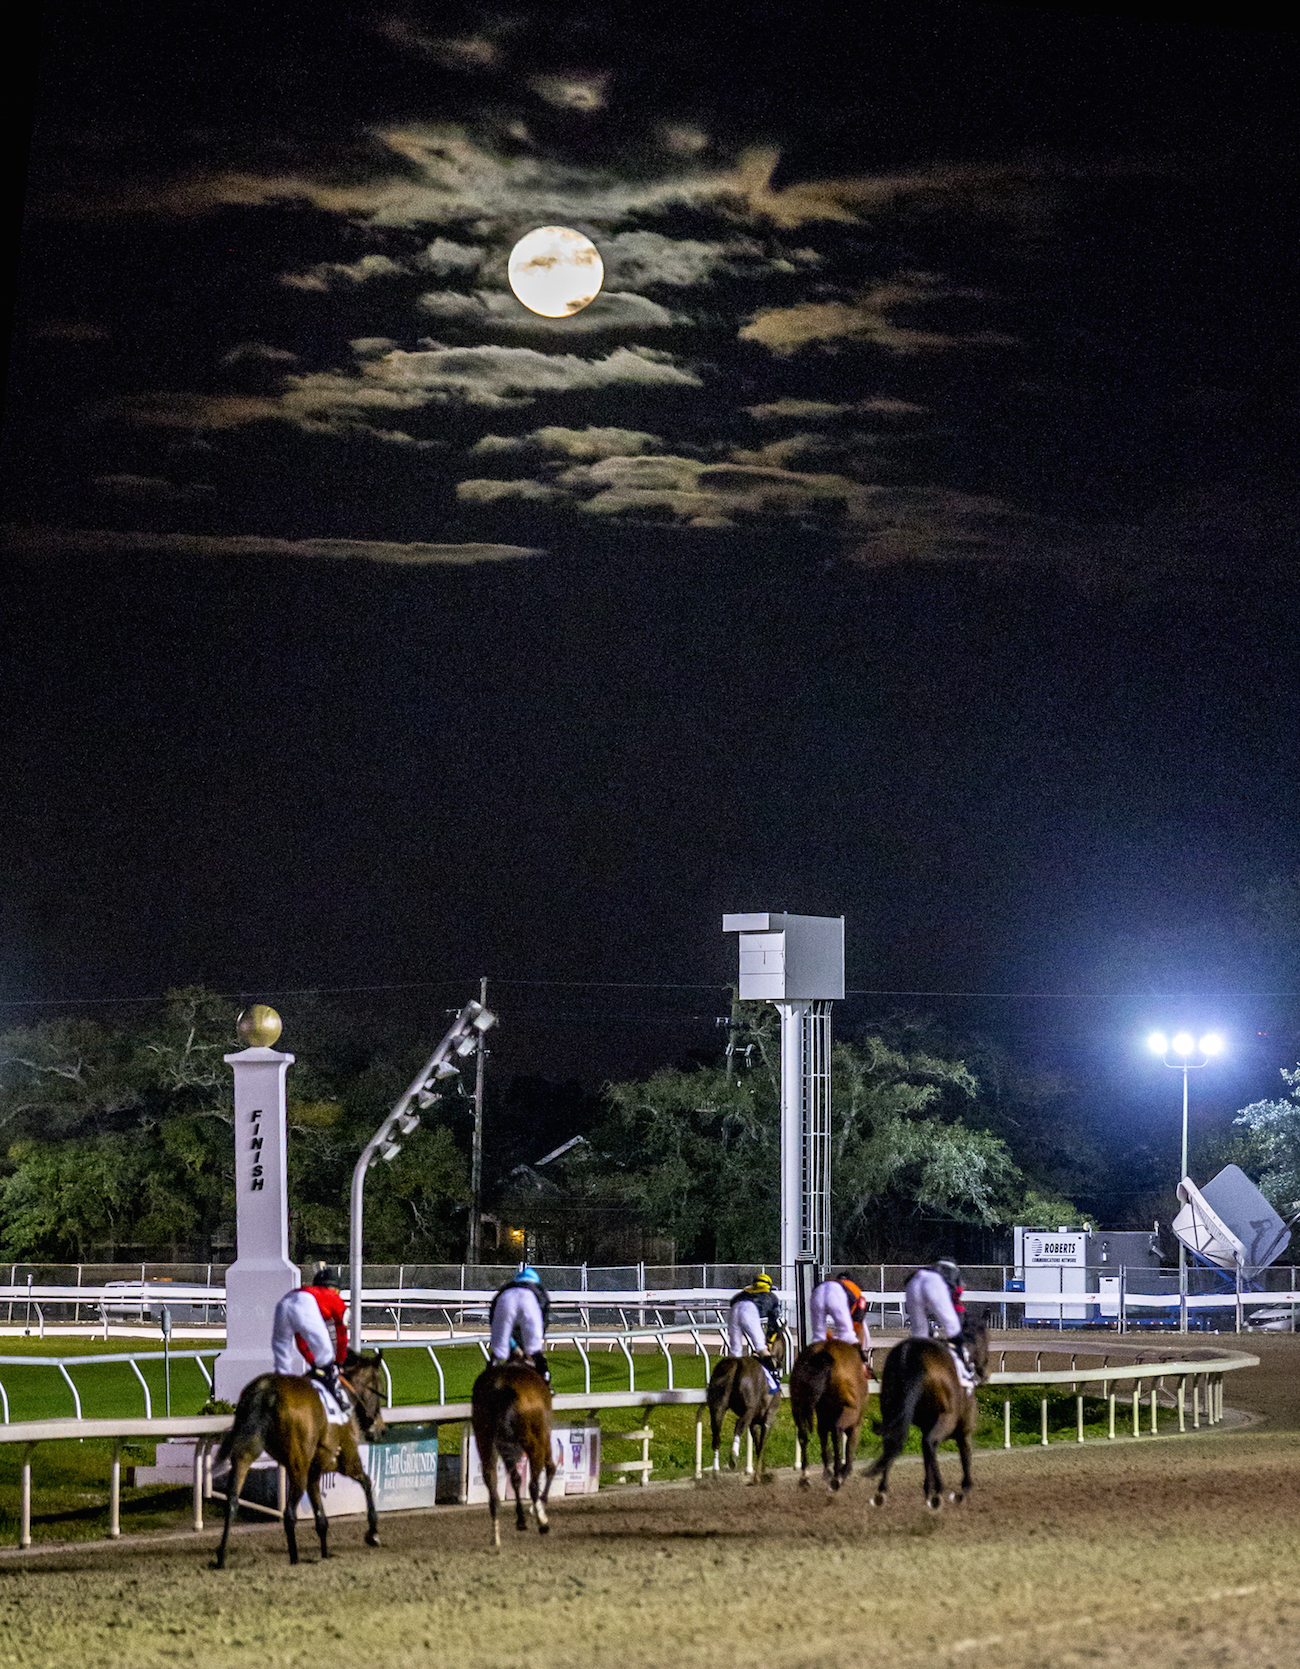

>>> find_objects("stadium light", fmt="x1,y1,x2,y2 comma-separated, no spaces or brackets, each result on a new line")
1147,1026,1226,1331
349,997,498,1348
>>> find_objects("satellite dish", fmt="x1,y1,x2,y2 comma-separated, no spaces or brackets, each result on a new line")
1172,1164,1291,1277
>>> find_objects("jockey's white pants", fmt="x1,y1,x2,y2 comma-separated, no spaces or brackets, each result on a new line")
728,1298,767,1358
810,1280,865,1347
271,1288,336,1374
490,1286,545,1362
905,1268,962,1340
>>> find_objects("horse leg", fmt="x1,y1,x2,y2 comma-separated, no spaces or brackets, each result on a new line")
797,1422,811,1490
840,1417,862,1489
535,1438,556,1536
484,1445,501,1551
819,1419,835,1491
507,1455,529,1532
339,1427,380,1547
921,1429,944,1509
733,1406,754,1472
952,1408,974,1504
212,1449,254,1570
305,1461,329,1559
751,1413,771,1484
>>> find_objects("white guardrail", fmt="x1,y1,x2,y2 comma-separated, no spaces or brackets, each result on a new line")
0,1340,1258,1552
3,1283,1296,1335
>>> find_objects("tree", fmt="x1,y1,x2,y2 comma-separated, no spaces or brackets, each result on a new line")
1235,1063,1300,1216
528,1005,1082,1263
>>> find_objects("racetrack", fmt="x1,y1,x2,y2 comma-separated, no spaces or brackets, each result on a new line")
3,1332,1298,1669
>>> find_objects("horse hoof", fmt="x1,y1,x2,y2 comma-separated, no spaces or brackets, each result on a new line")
926,1497,942,1511
539,1522,551,1535
365,1532,380,1546
798,1477,811,1491
869,1494,884,1508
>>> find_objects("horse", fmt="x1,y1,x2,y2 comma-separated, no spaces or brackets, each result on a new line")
470,1359,557,1549
866,1316,989,1510
706,1327,786,1482
211,1351,386,1569
789,1338,869,1492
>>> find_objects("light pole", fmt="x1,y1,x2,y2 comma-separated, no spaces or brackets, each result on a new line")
1147,1029,1225,1332
349,997,497,1350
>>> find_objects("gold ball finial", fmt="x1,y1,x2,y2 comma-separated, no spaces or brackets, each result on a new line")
237,1005,282,1048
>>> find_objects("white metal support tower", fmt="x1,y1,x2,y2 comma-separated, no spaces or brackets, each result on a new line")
724,913,845,1289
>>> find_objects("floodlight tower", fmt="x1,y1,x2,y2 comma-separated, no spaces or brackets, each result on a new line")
723,914,845,1286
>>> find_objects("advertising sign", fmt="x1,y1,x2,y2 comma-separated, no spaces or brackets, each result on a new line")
465,1423,601,1503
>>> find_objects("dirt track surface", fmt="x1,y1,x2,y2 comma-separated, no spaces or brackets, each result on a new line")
3,1333,1298,1669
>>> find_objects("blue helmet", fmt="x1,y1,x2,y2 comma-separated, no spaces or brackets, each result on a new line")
517,1265,541,1285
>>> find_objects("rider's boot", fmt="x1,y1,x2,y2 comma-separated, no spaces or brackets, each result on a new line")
758,1352,781,1388
320,1361,350,1409
530,1350,551,1385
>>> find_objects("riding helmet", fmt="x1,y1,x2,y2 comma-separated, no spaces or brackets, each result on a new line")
314,1264,342,1288
751,1272,773,1292
517,1264,542,1284
935,1259,963,1290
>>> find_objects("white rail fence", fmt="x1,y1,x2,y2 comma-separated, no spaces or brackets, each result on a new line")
0,1346,1258,1550
3,1278,1297,1338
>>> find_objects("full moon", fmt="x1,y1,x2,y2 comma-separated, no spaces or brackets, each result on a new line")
508,226,604,318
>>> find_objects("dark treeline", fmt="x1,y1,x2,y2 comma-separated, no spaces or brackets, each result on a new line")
1,988,1296,1267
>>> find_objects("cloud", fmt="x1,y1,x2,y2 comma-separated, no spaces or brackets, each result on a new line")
740,279,1012,355
416,288,677,333
90,474,214,500
374,18,500,71
472,425,663,460
726,434,840,470
220,341,298,365
529,73,609,112
119,345,700,440
599,230,773,289
35,320,109,342
6,526,541,566
745,396,926,420
350,337,399,357
455,451,869,529
419,238,485,276
279,253,407,291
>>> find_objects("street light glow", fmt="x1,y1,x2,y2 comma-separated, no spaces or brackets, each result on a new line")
1171,1031,1196,1055
1199,1032,1225,1056
1148,1031,1168,1055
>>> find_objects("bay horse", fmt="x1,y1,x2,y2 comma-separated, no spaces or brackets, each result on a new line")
471,1360,557,1549
706,1327,786,1482
790,1338,868,1492
866,1316,989,1509
211,1351,386,1568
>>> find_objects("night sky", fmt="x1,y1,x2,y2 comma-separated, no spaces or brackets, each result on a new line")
3,0,1299,1163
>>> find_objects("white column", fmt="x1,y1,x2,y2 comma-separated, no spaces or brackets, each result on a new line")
213,1045,299,1401
777,1001,807,1290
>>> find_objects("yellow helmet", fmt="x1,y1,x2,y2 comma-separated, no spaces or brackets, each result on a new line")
752,1272,773,1292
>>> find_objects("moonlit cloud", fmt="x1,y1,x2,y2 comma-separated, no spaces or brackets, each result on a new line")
740,280,1012,355
419,238,485,276
279,253,407,291
745,396,927,420
90,474,215,500
6,526,542,566
417,288,677,333
472,425,663,459
220,341,298,365
529,73,609,112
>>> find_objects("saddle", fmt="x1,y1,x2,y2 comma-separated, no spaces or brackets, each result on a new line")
307,1373,351,1426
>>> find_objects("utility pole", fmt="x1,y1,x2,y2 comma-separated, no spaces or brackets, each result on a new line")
469,976,487,1265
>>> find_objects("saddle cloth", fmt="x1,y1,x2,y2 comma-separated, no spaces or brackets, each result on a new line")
949,1345,977,1394
309,1377,351,1426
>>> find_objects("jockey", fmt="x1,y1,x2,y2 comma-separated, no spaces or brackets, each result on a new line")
904,1259,975,1383
728,1271,783,1387
489,1264,551,1383
271,1265,350,1407
810,1271,871,1358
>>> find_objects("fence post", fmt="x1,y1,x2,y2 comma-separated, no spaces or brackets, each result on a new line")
109,1439,121,1539
20,1443,34,1548
694,1407,704,1479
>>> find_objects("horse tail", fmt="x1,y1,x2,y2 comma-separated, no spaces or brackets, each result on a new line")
875,1360,926,1448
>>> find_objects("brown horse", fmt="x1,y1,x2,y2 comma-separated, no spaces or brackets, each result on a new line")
211,1351,386,1568
866,1317,989,1510
790,1338,868,1492
471,1360,557,1549
706,1328,785,1482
